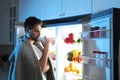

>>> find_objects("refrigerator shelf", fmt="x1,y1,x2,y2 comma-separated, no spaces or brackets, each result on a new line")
64,72,82,80
64,72,82,76
81,56,111,68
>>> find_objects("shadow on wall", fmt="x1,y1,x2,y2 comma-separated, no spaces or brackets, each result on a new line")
0,44,13,65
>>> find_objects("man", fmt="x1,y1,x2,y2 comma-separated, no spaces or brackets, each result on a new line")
8,17,55,80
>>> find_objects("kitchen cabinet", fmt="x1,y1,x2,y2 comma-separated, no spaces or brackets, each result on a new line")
62,0,91,18
40,0,92,20
18,0,41,22
92,0,120,13
40,0,62,20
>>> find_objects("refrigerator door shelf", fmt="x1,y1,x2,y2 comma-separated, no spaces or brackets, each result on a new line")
81,56,111,68
81,29,111,40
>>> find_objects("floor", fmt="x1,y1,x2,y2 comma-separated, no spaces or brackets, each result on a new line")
0,62,9,80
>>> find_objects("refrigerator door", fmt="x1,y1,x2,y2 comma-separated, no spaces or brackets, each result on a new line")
82,14,112,80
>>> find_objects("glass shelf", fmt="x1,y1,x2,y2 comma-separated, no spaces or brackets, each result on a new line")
64,72,82,76
64,72,82,80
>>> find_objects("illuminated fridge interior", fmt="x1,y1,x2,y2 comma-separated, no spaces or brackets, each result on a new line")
57,24,83,80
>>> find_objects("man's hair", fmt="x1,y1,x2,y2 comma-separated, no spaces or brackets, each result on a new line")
24,16,42,31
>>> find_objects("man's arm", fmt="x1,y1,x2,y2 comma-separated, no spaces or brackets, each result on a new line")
39,38,50,73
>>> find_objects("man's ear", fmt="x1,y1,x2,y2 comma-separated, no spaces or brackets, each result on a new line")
28,30,30,33
25,32,30,38
25,29,30,38
26,28,30,33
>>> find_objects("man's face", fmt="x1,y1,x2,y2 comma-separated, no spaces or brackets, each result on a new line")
29,24,42,41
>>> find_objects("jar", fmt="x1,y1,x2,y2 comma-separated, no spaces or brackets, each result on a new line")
100,26,106,38
94,26,100,38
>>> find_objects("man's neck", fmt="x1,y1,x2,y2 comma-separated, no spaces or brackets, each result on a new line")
27,38,35,45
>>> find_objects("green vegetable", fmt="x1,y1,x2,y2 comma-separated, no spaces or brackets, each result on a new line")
67,52,73,56
67,56,73,61
76,38,83,43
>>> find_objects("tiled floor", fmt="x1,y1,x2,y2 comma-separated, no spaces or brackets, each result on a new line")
0,62,9,80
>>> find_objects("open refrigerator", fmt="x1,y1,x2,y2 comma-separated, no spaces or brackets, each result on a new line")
14,8,120,80
54,17,111,80
45,8,120,80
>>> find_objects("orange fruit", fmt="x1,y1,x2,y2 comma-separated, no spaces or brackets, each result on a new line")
71,66,77,72
64,66,70,72
69,63,73,68
76,70,80,74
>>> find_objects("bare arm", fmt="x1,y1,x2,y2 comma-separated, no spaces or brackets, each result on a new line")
39,38,50,73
